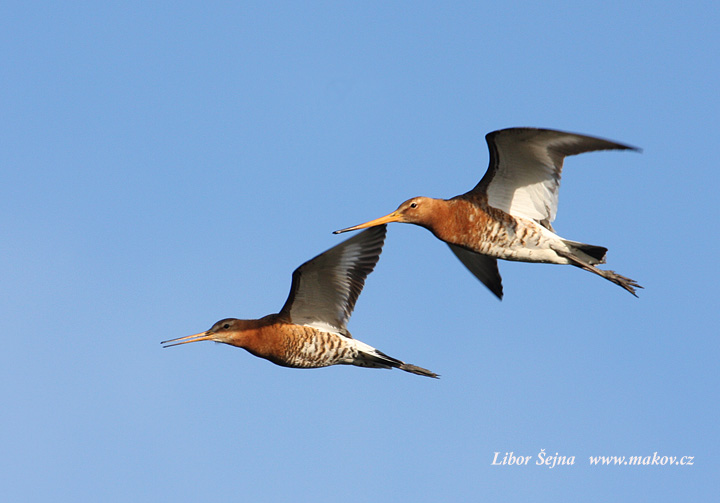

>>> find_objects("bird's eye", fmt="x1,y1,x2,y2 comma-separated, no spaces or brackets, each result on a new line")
223,323,230,329
410,202,418,208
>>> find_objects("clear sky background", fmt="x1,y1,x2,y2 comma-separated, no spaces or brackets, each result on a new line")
2,1,717,501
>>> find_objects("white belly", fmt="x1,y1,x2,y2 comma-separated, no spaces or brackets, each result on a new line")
471,218,571,265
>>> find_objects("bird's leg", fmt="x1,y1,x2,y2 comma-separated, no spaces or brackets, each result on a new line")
552,247,642,297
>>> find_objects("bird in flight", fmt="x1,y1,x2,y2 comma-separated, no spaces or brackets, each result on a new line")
162,225,437,378
335,127,641,299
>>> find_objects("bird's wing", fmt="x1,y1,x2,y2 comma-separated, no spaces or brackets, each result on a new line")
469,128,638,229
279,225,387,335
447,244,503,300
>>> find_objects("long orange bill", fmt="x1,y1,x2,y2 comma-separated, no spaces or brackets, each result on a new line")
161,331,214,348
333,211,403,234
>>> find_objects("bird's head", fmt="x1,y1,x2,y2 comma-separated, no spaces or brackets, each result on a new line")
161,318,244,348
334,197,435,234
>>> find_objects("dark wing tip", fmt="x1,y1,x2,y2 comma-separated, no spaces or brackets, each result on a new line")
493,284,504,300
447,244,504,300
339,225,387,315
278,226,388,326
487,126,641,153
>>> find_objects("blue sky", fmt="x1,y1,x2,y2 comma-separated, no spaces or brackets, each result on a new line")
2,1,717,501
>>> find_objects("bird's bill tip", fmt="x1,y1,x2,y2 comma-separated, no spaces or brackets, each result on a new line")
334,212,402,234
161,331,213,348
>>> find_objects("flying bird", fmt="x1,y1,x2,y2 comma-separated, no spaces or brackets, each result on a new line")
162,225,437,378
335,127,641,299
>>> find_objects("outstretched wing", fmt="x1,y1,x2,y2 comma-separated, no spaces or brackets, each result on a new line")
469,128,638,229
447,244,503,300
279,225,387,335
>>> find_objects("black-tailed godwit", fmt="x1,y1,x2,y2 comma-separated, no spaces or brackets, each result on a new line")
335,127,641,299
162,225,437,377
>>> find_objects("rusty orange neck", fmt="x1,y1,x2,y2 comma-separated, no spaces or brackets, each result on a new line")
413,197,494,246
219,314,288,361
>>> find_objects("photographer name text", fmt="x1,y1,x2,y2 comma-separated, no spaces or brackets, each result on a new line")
492,450,694,468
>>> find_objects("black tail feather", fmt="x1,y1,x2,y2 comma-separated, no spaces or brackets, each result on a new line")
553,247,641,297
564,240,608,263
361,349,439,378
